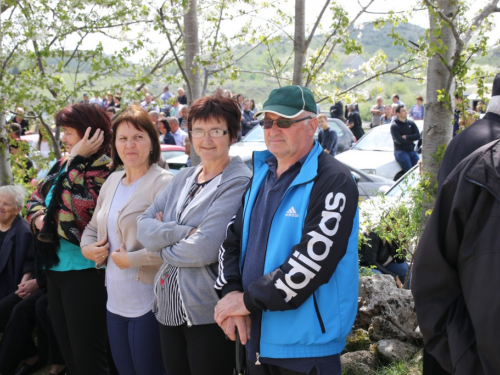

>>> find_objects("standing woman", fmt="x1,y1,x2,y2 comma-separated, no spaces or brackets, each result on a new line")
137,96,252,375
26,103,113,375
81,105,172,375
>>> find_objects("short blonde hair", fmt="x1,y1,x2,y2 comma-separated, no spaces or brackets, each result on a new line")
317,113,328,121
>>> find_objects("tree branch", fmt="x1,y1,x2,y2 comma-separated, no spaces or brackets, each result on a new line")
305,0,330,48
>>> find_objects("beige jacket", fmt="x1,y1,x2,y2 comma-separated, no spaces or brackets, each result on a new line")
81,164,173,284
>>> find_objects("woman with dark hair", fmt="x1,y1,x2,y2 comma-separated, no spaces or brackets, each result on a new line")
250,99,257,112
137,96,252,375
236,93,244,109
81,105,171,375
158,118,175,145
26,102,113,375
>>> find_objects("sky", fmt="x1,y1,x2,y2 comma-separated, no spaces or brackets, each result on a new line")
65,0,500,62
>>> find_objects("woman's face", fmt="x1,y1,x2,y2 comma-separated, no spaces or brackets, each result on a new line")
0,194,21,225
61,127,83,153
115,122,152,170
191,118,231,164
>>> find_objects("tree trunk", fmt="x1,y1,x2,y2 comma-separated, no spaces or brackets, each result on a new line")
185,0,201,103
184,0,201,166
422,0,458,182
292,0,306,86
0,112,13,186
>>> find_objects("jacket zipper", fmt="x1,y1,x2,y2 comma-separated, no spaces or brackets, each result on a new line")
313,293,326,333
255,174,318,364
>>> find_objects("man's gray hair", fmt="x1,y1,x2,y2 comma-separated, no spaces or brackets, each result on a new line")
167,117,179,126
0,185,26,208
149,110,159,117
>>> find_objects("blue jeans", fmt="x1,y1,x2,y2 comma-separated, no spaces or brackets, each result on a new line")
394,150,419,173
372,261,411,289
107,310,165,375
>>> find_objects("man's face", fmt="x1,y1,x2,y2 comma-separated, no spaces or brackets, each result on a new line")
170,121,179,133
150,114,158,124
83,95,89,104
377,98,383,106
398,107,407,119
392,96,398,104
145,95,152,104
178,89,185,97
264,112,317,161
243,102,250,111
318,117,329,130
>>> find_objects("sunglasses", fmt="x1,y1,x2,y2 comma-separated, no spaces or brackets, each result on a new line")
259,116,312,129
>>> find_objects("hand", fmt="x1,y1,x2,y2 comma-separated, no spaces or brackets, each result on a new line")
35,215,45,231
402,135,407,139
81,238,110,263
111,243,131,270
187,227,197,237
155,212,163,221
221,315,251,345
395,276,402,289
20,272,32,284
324,149,330,154
70,127,104,157
16,279,39,299
214,291,251,326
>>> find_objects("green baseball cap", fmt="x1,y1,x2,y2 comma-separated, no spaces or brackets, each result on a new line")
254,85,317,119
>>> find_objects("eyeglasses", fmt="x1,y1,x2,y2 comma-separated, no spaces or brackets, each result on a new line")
190,129,229,138
259,116,312,129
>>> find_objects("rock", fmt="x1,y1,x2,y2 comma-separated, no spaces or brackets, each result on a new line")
341,350,375,374
374,339,420,364
369,316,407,341
345,329,371,352
356,274,419,342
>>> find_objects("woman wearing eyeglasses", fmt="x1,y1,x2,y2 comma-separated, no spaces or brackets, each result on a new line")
136,96,251,375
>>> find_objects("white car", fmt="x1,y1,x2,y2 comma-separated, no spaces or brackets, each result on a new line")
336,121,423,181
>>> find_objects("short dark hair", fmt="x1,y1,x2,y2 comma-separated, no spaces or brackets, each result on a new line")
187,97,241,142
55,103,112,156
392,94,399,99
107,107,116,114
396,104,406,114
416,96,423,101
110,105,161,168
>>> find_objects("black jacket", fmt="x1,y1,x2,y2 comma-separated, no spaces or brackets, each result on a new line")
330,101,344,119
390,118,420,152
412,139,500,375
438,112,500,190
359,232,403,278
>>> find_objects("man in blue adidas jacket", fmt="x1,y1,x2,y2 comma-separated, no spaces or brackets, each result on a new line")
214,86,359,375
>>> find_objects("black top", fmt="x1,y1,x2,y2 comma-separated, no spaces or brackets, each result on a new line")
390,118,420,152
330,101,344,119
0,229,8,249
178,95,187,105
438,112,500,190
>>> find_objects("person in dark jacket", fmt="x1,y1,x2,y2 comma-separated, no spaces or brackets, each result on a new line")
0,185,33,301
158,118,176,145
330,101,344,121
346,104,364,141
438,73,500,190
412,139,500,375
390,105,420,173
214,86,359,375
317,113,338,156
242,99,259,136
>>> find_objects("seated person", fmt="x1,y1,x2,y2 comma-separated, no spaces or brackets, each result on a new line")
359,231,410,288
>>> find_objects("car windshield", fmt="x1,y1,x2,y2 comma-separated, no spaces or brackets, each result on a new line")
352,126,394,152
386,166,421,197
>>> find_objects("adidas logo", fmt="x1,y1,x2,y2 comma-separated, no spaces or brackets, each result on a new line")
285,206,299,218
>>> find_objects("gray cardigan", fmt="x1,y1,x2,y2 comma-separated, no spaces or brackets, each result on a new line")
137,156,251,325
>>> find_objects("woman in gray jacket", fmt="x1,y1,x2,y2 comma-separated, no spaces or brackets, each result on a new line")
81,106,172,375
137,96,251,375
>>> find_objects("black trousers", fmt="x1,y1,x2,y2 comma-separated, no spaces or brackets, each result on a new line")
0,291,41,374
36,293,65,365
248,362,318,375
47,268,109,375
159,322,235,375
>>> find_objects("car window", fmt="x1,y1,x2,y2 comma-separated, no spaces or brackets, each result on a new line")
328,120,344,137
242,126,265,142
386,167,420,197
352,126,394,151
